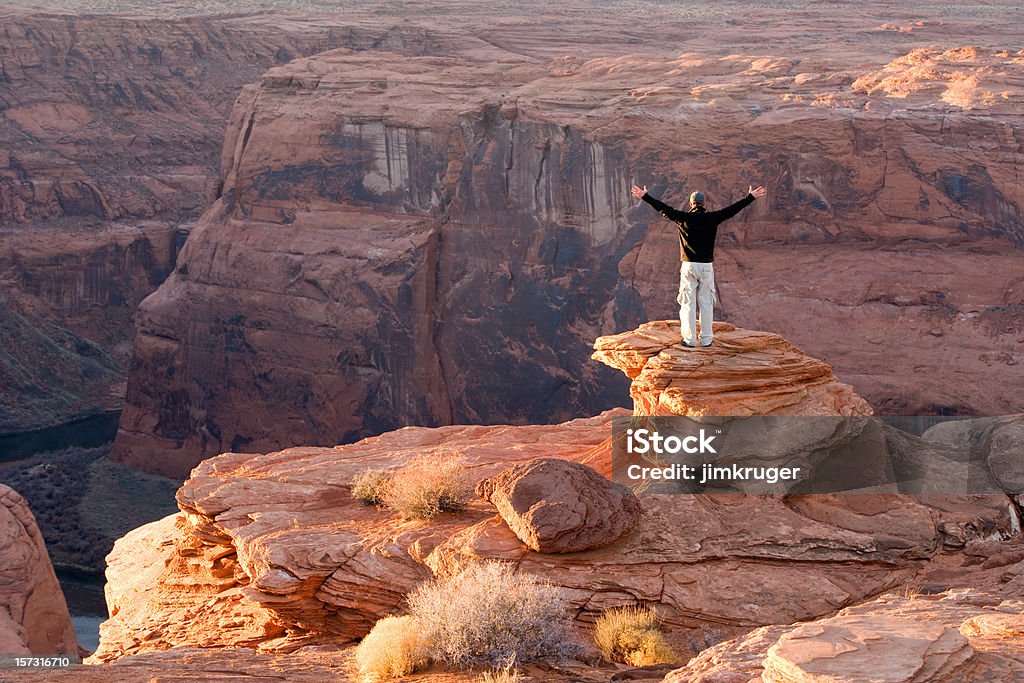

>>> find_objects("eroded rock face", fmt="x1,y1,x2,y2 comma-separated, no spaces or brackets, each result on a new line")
476,458,641,553
0,10,393,432
593,321,873,417
0,485,78,658
109,4,1024,476
664,590,1024,682
90,410,1019,663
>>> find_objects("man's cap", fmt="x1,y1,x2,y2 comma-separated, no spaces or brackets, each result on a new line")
689,191,706,206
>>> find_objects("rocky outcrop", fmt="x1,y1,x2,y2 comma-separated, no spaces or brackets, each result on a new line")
593,321,873,417
923,416,1024,497
476,458,641,553
0,485,78,657
89,408,1019,663
110,5,1024,475
664,589,1024,682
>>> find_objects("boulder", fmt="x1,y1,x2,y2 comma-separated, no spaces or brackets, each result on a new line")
0,485,78,658
476,458,642,553
923,416,1024,496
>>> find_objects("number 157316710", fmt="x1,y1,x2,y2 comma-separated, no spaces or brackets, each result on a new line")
5,656,73,668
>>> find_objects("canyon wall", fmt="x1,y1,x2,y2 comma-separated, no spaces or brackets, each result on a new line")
111,20,1024,477
0,9,445,431
2,5,1021,466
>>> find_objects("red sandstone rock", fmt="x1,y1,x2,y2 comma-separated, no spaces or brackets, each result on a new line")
25,644,629,683
104,4,1024,476
0,11,386,432
476,458,642,553
593,320,873,417
664,590,1024,682
89,409,1018,664
0,485,78,658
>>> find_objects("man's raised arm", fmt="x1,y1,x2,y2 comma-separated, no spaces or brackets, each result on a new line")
714,184,766,221
631,184,684,221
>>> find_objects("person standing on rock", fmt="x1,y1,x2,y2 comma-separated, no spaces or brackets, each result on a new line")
631,183,766,347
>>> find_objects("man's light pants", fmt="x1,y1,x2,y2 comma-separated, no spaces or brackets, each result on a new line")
677,261,716,345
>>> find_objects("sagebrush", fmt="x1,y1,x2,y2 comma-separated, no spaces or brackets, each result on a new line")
408,561,584,668
382,453,472,520
351,467,391,506
355,615,428,679
593,605,678,667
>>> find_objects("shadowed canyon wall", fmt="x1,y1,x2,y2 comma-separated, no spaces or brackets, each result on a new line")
110,28,1024,477
0,9,454,432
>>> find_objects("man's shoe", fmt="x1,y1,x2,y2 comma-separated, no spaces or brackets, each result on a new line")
681,340,696,348
699,339,713,347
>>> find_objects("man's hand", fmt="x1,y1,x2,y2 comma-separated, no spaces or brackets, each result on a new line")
748,185,766,199
631,184,648,200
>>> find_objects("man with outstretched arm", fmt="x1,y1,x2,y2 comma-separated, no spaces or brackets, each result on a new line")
631,183,766,347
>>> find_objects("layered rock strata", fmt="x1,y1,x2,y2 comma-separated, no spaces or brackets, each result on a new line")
110,7,1024,474
664,589,1024,682
0,9,444,431
592,320,874,417
90,415,1018,664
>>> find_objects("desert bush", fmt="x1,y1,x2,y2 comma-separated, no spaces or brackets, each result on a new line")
351,467,391,506
408,561,583,668
480,666,523,683
382,453,472,520
593,605,678,667
355,615,428,679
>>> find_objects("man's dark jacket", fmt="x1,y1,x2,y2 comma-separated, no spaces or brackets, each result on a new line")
642,192,755,263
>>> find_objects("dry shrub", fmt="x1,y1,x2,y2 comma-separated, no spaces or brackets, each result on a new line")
480,667,524,683
382,453,472,520
355,615,428,679
351,467,391,506
593,606,678,667
408,561,583,668
900,584,923,601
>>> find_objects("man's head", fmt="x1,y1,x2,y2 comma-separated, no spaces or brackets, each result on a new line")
689,191,706,208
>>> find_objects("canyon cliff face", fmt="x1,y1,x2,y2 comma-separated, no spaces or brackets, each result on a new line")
109,7,1024,476
0,9,438,432
0,484,78,658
